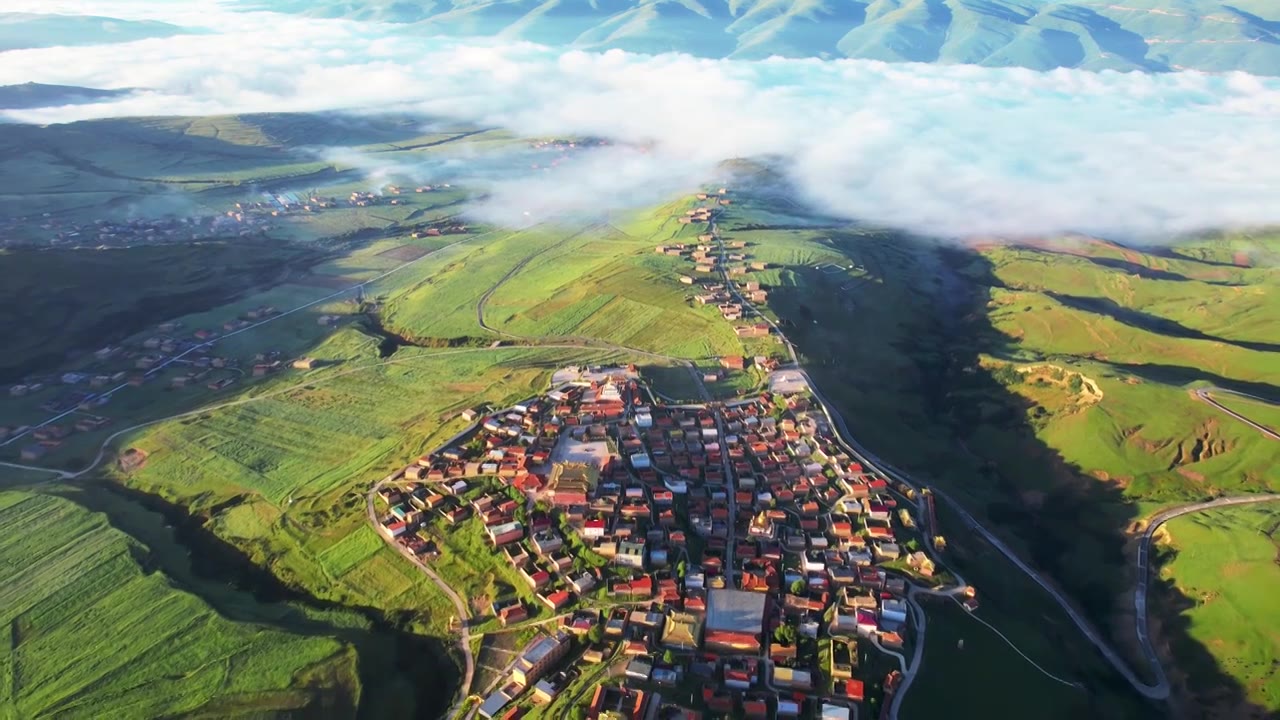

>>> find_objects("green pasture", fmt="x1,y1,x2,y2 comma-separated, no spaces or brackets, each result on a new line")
0,490,356,719
1156,504,1280,714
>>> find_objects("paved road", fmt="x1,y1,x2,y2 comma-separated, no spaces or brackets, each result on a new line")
1,345,608,485
807,366,1280,702
367,475,476,718
1133,493,1280,696
1193,387,1279,441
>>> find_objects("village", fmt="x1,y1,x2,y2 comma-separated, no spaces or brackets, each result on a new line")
0,182,470,250
371,358,975,720
362,192,982,720
0,299,354,462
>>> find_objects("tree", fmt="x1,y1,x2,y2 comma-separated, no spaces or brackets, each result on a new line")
662,649,676,665
676,560,687,579
587,624,604,644
790,579,807,595
933,535,948,551
570,706,588,720
773,623,797,646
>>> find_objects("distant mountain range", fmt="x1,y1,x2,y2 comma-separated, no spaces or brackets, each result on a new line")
244,0,1280,75
0,13,190,52
0,83,132,111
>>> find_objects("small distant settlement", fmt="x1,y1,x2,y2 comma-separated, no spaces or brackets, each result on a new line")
374,362,973,720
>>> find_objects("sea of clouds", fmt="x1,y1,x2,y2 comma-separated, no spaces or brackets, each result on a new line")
2,0,1280,238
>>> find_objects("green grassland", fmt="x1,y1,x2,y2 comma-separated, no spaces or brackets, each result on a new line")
370,202,752,367
1154,504,1280,716
0,113,509,227
703,195,1277,714
903,600,1095,719
0,242,316,383
0,489,358,719
1211,393,1280,435
113,334,617,631
481,225,744,358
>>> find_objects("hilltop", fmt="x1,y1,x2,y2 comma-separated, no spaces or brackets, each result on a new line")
0,12,190,52
247,0,1280,75
0,83,133,111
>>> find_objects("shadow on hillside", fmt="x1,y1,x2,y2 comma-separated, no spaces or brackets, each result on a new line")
742,226,1270,718
1082,256,1198,282
1047,6,1168,71
52,481,460,720
1108,362,1279,399
1046,292,1280,354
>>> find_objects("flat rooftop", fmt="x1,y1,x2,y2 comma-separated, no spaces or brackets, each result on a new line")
706,588,767,634
518,633,565,667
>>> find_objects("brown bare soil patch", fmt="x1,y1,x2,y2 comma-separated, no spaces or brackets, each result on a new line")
377,244,431,262
1177,468,1207,483
1233,251,1253,268
117,447,148,473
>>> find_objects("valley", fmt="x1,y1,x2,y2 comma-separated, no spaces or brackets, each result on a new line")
0,27,1276,716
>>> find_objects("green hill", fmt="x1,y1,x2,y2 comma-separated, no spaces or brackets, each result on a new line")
0,83,132,111
0,12,190,51
0,489,359,718
246,0,1280,74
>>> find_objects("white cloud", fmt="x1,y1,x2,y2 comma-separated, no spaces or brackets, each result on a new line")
2,2,1279,239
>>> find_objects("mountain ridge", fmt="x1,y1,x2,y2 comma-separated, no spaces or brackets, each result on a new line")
241,0,1280,74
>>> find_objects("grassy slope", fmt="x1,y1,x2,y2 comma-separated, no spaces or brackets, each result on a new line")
376,202,749,369
903,600,1093,718
695,197,1158,716
115,330,614,633
0,242,314,383
1155,504,1280,716
0,489,357,719
1210,394,1280,435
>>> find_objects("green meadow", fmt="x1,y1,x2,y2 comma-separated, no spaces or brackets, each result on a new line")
1155,504,1280,715
1211,393,1280,436
0,489,357,719
115,335,618,631
902,600,1097,720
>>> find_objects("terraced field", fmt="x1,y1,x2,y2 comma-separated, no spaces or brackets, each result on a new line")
0,490,357,719
378,207,746,360
115,337,619,630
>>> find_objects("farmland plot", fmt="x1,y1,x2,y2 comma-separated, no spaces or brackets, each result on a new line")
0,491,355,719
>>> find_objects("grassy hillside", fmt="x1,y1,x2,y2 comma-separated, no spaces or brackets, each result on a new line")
0,488,358,719
692,190,1276,715
255,0,1280,74
1154,504,1280,717
0,242,316,383
0,113,500,223
0,83,131,110
109,333,614,631
377,206,750,363
0,12,189,51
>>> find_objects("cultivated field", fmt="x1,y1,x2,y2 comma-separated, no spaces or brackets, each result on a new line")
0,489,357,719
114,336,619,632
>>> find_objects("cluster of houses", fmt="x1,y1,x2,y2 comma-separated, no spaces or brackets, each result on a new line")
659,196,778,349
369,359,957,720
4,306,335,463
5,212,274,249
